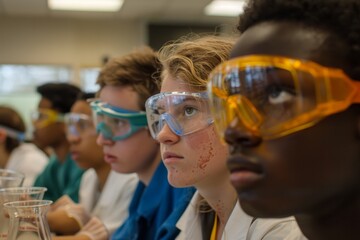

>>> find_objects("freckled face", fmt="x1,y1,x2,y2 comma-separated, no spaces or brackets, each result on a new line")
158,75,229,188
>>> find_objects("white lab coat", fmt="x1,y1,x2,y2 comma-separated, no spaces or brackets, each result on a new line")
6,143,48,187
79,169,138,234
176,191,305,240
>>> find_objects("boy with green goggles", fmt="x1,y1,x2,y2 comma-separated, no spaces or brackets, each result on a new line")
90,100,148,141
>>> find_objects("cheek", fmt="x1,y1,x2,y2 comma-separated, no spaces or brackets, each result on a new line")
82,139,103,158
114,131,157,160
186,127,218,171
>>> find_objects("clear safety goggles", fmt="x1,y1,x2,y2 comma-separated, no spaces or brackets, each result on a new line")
145,92,214,140
90,100,148,141
0,125,25,141
208,55,360,140
64,113,96,137
30,109,64,129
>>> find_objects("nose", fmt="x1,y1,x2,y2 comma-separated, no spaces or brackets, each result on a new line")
224,126,262,149
156,122,180,145
96,133,114,146
67,134,81,144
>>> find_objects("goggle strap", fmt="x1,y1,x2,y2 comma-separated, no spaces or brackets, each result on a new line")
0,125,26,141
353,81,360,103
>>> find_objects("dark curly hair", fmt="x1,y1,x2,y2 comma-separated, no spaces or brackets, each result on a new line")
37,83,82,113
237,0,360,80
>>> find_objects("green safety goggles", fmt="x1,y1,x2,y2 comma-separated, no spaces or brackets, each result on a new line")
90,100,148,141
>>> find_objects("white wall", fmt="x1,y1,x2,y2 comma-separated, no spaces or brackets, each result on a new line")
0,15,147,84
0,16,147,136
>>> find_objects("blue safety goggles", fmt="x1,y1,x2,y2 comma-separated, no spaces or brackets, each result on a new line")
90,100,148,141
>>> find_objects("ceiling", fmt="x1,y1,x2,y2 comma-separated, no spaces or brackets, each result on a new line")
0,0,240,25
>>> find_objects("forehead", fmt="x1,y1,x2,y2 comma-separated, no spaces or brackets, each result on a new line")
99,85,141,111
38,98,53,109
231,21,341,68
71,100,91,115
161,74,193,93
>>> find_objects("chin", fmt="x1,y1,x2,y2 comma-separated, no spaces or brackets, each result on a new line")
168,174,194,188
239,194,296,218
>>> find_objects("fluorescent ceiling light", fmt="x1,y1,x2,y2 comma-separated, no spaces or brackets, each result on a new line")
48,0,124,12
204,0,246,17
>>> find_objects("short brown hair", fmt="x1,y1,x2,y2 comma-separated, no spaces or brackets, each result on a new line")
96,46,162,111
0,106,25,153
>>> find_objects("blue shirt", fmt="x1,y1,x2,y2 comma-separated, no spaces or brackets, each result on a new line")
33,153,84,202
111,161,195,240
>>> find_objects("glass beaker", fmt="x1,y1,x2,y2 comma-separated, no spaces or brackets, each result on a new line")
0,169,24,188
4,200,53,240
0,187,47,240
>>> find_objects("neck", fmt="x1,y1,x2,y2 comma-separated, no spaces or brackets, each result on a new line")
94,163,111,191
197,174,238,237
137,149,161,186
52,139,70,163
295,192,360,240
0,145,10,168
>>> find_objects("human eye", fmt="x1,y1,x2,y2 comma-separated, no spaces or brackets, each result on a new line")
266,84,296,105
115,119,128,128
184,106,198,117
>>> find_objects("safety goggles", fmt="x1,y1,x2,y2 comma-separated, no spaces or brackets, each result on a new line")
0,125,25,141
90,100,148,141
208,55,360,140
145,92,214,140
64,113,96,137
30,109,64,129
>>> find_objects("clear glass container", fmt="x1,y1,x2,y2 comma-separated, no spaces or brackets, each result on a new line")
0,187,47,240
3,200,53,240
0,169,24,188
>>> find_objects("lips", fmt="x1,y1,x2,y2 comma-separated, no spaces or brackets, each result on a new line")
104,153,117,164
162,152,183,164
227,154,264,190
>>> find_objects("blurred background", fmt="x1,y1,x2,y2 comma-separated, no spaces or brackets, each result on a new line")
0,0,244,136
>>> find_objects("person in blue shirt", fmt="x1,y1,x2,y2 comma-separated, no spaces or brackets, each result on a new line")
93,46,195,240
32,83,85,202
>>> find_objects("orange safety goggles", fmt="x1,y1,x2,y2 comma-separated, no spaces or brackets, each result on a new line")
208,55,360,140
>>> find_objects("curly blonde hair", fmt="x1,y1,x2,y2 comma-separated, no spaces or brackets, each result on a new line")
158,34,235,91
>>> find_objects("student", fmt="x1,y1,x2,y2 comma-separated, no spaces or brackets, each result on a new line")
146,35,300,239
207,0,360,239
32,83,85,202
47,92,138,238
0,105,48,186
93,46,195,240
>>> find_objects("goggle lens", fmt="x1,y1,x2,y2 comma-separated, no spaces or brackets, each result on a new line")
64,113,95,137
145,92,214,139
90,100,147,141
208,55,360,139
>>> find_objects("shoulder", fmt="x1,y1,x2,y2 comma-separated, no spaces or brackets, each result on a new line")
249,216,302,240
10,143,48,162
